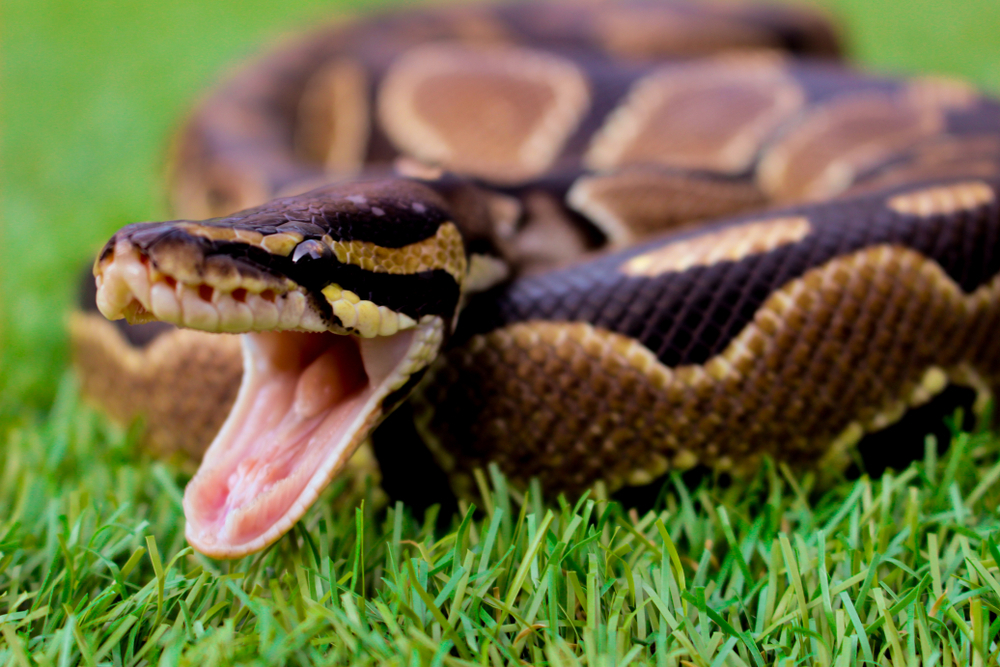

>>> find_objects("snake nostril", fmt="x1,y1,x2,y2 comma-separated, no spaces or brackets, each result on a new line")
261,289,276,303
198,285,214,302
232,288,248,303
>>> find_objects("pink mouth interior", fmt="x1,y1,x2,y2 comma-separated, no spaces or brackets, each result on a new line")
182,329,413,556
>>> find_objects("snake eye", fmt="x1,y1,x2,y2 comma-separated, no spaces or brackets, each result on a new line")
292,239,330,263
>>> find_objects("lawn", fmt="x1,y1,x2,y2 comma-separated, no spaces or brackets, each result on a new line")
3,0,1000,664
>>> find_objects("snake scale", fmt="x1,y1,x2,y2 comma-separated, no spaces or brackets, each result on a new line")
71,0,1000,558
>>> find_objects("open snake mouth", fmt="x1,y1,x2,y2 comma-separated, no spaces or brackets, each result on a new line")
184,327,436,557
95,236,444,558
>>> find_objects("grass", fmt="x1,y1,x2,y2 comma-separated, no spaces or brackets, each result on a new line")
3,379,1000,664
5,0,1000,664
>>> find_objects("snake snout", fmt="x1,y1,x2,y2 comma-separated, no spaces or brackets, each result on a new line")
94,222,317,333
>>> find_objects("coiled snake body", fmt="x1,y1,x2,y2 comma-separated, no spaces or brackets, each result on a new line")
74,1,1000,558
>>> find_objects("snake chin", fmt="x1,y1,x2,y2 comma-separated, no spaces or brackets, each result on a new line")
183,318,444,559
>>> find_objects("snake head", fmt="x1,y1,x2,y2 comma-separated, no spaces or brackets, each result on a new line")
94,178,473,558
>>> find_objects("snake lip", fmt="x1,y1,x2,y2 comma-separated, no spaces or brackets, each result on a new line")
94,239,332,334
182,320,443,558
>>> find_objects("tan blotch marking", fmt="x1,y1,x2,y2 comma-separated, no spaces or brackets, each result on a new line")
621,216,810,276
887,180,996,217
843,135,1000,196
567,169,768,247
844,161,1000,199
585,61,804,174
596,5,780,58
325,221,467,281
905,75,978,111
421,245,1000,493
909,135,1000,165
378,43,590,183
757,93,944,202
296,58,371,174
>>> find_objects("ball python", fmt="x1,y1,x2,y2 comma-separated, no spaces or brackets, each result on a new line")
72,0,1000,559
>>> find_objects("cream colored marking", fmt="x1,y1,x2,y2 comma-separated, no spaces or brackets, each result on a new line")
321,283,418,338
260,232,304,256
177,223,303,257
622,216,811,276
296,58,371,174
887,180,995,217
585,61,804,174
464,253,510,294
326,221,467,280
378,43,590,182
393,156,445,181
176,223,239,242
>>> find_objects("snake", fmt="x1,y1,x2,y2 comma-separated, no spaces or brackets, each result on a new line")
70,0,1000,559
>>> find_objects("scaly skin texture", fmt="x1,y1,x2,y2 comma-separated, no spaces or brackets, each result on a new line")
419,180,1000,493
76,1,1000,558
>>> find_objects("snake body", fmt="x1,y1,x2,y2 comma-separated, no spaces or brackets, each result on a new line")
75,1,1000,558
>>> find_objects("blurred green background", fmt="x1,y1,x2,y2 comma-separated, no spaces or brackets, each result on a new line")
3,0,1000,409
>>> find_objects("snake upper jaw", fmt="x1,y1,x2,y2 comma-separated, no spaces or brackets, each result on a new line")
182,319,444,559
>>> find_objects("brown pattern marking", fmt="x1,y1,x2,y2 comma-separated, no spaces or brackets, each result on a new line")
907,135,1000,164
757,93,944,203
844,161,1000,199
904,75,979,111
844,136,1000,196
420,245,1000,493
596,5,783,59
886,180,996,217
325,221,467,280
566,168,768,246
296,58,371,174
377,43,590,182
585,59,805,174
621,216,810,276
70,312,243,459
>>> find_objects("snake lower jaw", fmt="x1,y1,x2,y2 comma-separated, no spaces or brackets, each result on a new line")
182,319,445,559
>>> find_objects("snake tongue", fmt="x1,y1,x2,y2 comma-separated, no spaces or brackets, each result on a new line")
182,329,416,558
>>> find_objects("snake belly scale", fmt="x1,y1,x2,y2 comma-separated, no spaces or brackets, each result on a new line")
74,0,1000,558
